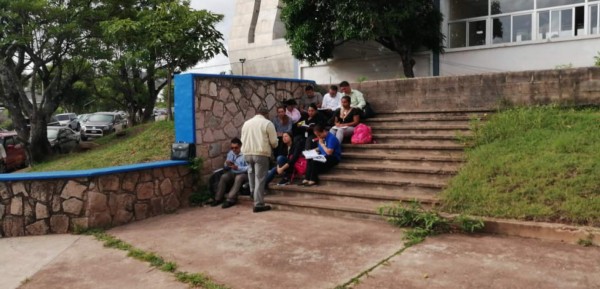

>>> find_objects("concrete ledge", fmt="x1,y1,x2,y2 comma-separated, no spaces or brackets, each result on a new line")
481,217,600,246
0,160,189,181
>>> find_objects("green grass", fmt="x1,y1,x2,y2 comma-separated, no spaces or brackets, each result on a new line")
31,121,174,172
441,106,600,227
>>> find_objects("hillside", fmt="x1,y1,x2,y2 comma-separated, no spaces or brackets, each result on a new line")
441,106,600,227
31,121,175,172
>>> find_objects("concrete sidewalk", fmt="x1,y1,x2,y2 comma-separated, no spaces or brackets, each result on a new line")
2,206,600,289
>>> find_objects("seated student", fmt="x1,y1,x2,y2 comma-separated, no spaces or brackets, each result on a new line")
265,131,303,186
272,106,293,138
303,124,341,186
299,85,323,111
284,99,302,123
211,138,249,209
321,85,342,120
297,103,326,150
330,95,361,144
339,81,366,110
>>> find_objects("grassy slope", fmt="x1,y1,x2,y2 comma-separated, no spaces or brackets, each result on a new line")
32,121,175,172
441,106,600,227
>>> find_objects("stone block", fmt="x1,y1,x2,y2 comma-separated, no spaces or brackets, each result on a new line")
136,182,154,200
151,198,163,216
140,171,153,182
50,215,69,233
203,129,215,142
51,195,62,213
109,193,135,215
233,112,245,128
99,175,120,192
12,182,27,197
26,220,49,235
251,93,262,109
71,217,89,231
134,203,149,220
153,168,164,180
164,194,180,213
113,210,133,226
0,204,4,218
0,182,10,200
61,180,87,200
159,179,174,196
10,196,23,216
232,87,242,101
30,182,52,203
3,216,24,237
209,82,218,96
88,191,109,213
209,143,222,158
214,101,225,118
23,201,33,223
199,97,213,111
225,102,238,114
88,212,111,228
177,166,190,177
63,198,83,215
163,167,179,179
35,203,49,219
122,173,139,192
224,123,238,138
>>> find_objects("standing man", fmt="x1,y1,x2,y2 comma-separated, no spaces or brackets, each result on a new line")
339,81,366,110
241,106,279,213
211,138,249,209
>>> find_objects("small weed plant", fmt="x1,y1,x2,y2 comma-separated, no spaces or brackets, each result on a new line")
378,201,484,246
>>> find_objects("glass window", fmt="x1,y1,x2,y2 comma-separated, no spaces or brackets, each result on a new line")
491,0,533,15
538,10,550,39
513,14,532,42
537,0,583,9
449,22,467,48
449,0,488,20
551,10,561,37
560,8,573,37
493,16,512,43
591,5,599,34
469,20,487,46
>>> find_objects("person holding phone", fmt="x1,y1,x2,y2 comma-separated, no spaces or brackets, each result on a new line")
211,138,249,209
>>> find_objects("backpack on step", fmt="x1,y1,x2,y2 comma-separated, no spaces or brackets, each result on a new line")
351,123,373,144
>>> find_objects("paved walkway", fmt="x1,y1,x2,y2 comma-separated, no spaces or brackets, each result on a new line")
2,206,599,289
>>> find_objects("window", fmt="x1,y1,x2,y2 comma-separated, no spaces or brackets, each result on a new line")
591,4,599,34
449,0,488,20
538,8,576,39
493,16,511,43
537,0,584,9
449,22,467,48
469,20,487,46
491,0,533,14
513,14,532,42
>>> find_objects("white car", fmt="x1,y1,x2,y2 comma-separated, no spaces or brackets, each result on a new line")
54,113,81,131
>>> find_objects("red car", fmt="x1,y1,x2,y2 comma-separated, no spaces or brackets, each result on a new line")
0,131,28,173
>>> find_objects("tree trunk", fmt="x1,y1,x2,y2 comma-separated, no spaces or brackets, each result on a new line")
29,115,52,162
399,50,415,78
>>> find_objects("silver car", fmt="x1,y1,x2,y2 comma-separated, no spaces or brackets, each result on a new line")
81,112,126,140
54,113,80,131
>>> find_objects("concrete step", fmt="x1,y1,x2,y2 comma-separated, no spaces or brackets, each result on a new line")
267,183,440,205
342,143,465,156
370,134,465,146
264,195,388,221
375,108,494,117
366,116,476,126
318,174,446,191
334,163,458,175
342,152,463,167
368,123,471,130
326,167,454,182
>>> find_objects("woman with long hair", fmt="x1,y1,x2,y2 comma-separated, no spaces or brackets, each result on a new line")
265,131,303,186
330,95,360,144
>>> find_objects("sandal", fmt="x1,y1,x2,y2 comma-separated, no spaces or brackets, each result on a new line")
305,181,317,187
299,180,309,185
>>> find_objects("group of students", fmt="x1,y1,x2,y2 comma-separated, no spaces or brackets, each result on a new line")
210,81,368,211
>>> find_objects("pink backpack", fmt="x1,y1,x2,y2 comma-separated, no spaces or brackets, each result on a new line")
351,123,373,144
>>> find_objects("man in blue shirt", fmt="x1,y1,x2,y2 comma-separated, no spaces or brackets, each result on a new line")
303,124,341,186
212,138,249,208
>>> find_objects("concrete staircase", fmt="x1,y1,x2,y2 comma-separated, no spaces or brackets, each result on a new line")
264,109,491,220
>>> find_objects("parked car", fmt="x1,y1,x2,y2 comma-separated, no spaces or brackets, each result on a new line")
0,131,28,173
47,126,80,154
78,113,92,123
81,112,126,140
54,113,80,131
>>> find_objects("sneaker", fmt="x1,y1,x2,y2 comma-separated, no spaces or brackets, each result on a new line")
253,205,272,213
277,178,289,186
222,200,236,209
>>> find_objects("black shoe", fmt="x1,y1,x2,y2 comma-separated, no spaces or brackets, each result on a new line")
253,205,272,213
222,200,236,209
210,199,223,207
277,178,289,186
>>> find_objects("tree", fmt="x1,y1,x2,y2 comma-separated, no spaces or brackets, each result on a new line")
281,0,444,78
98,0,227,123
0,0,94,162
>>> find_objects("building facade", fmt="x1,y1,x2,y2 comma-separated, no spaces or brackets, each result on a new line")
228,0,600,83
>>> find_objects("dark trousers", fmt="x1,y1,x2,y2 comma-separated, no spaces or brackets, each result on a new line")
305,155,339,182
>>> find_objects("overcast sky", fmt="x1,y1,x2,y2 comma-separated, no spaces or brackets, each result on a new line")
187,0,236,74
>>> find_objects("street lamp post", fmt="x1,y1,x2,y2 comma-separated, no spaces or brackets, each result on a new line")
239,58,246,75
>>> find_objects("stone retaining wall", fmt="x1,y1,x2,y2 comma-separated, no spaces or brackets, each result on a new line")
194,77,315,179
352,67,600,112
0,165,194,237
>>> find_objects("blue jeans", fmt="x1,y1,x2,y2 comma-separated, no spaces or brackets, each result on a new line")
265,155,288,188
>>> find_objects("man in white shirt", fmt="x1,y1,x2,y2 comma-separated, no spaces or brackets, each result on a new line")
321,85,342,111
241,106,279,213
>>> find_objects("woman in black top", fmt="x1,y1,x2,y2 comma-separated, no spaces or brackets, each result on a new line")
298,103,326,150
330,95,361,144
265,131,303,186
